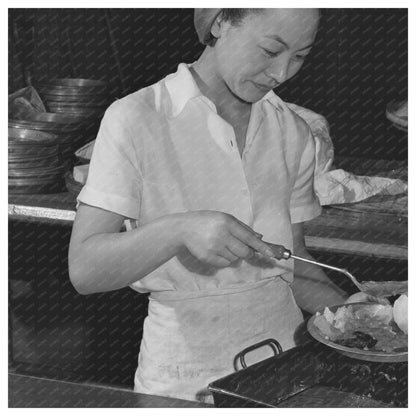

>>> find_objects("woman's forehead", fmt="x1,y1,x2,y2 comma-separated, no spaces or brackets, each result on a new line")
243,9,320,46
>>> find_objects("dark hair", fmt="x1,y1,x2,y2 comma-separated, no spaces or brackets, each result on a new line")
206,8,262,46
222,8,321,26
221,8,258,25
208,8,320,46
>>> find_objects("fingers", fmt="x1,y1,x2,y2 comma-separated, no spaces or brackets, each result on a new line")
229,220,274,258
214,256,234,268
212,253,239,268
226,236,254,259
233,217,263,239
221,247,241,263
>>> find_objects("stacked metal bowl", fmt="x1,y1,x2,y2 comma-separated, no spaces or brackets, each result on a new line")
8,127,65,194
9,112,91,171
9,79,111,194
37,78,110,152
37,78,109,119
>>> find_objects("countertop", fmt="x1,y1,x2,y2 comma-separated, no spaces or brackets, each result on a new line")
8,373,212,408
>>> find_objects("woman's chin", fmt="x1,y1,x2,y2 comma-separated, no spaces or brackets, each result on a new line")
232,88,268,104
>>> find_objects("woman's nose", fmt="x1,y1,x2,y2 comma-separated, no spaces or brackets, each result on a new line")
267,55,290,84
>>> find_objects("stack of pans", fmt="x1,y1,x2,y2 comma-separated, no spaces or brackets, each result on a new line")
8,79,110,195
9,112,91,171
8,127,65,194
35,78,111,166
37,78,109,120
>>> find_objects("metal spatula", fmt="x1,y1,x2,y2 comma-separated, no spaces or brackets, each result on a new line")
267,243,407,298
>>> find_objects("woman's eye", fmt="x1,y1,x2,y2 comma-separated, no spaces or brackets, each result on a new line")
293,54,308,61
262,48,281,58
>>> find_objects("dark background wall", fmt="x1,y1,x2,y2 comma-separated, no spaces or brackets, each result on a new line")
9,8,407,160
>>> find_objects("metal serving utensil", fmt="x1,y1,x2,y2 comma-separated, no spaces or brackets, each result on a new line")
267,243,407,298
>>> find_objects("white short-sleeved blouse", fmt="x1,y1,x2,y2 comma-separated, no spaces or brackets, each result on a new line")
77,63,321,297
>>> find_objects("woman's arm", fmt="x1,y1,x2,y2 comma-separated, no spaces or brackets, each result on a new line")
290,222,348,314
68,204,274,295
68,204,186,294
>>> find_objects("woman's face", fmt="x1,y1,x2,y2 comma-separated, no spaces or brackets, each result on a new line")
213,9,320,103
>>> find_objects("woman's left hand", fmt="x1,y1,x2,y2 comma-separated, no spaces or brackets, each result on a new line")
346,291,390,305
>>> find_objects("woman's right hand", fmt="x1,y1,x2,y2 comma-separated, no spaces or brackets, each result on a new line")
177,210,275,267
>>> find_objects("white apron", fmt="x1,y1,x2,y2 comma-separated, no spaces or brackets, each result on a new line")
133,276,304,403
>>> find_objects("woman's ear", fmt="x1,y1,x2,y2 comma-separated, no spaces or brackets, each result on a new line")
210,11,226,40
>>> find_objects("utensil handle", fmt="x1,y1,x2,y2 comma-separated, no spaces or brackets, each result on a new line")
234,338,283,370
266,243,291,260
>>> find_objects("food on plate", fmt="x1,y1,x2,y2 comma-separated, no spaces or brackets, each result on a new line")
313,302,407,353
358,280,408,298
393,294,408,334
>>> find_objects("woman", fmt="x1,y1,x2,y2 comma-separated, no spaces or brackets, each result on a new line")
69,8,355,402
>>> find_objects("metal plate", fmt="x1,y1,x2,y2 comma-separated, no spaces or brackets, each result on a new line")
8,158,62,169
8,143,58,156
9,119,85,133
36,79,108,96
8,176,63,185
41,93,109,104
307,302,408,362
8,127,59,144
8,152,59,162
8,165,64,178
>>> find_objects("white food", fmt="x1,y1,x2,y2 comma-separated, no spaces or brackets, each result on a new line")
333,306,354,332
393,295,408,334
323,306,335,323
354,304,393,324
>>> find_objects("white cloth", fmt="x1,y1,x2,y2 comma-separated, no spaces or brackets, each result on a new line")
77,63,321,401
134,276,304,402
287,103,407,205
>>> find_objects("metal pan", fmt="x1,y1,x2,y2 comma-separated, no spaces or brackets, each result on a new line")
8,127,59,144
41,92,109,103
43,78,107,87
9,118,85,133
8,165,64,178
37,78,108,96
46,105,104,119
8,145,58,158
8,157,62,169
209,341,407,407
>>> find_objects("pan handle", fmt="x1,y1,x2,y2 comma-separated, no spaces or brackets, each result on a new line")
234,338,283,370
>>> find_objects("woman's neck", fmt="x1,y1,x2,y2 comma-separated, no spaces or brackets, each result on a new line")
191,48,251,118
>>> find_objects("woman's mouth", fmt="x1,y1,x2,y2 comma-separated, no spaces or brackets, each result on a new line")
252,82,275,92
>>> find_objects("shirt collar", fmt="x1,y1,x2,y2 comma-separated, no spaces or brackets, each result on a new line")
163,63,203,117
262,89,285,113
164,63,284,117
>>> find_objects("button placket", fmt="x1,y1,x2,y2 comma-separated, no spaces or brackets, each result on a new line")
209,112,254,224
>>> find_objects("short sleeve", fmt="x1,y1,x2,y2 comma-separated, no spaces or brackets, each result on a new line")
290,129,322,223
77,102,142,219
